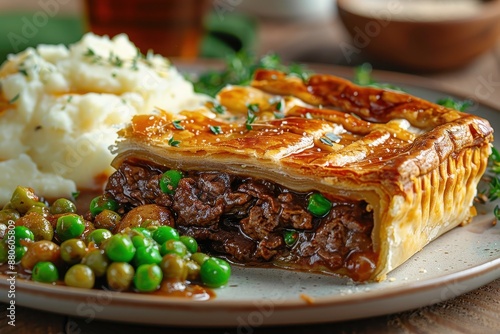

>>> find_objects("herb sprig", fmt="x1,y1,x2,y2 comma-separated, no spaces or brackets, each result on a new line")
191,52,311,97
485,147,500,220
436,97,474,111
245,103,259,130
353,63,404,91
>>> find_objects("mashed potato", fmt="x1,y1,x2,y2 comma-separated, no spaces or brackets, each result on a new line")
0,33,207,205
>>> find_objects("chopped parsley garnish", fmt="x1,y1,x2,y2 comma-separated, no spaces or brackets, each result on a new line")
245,103,259,130
131,48,141,71
212,103,226,114
209,125,222,135
108,52,123,67
71,191,81,200
325,132,341,143
18,68,28,76
320,137,333,146
82,47,159,70
172,120,185,130
168,137,181,147
273,98,285,119
83,47,103,64
83,48,97,57
8,93,20,104
275,99,285,113
274,112,285,119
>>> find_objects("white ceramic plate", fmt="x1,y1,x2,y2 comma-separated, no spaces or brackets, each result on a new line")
1,67,500,327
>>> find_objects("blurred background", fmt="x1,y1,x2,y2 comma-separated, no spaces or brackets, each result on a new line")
0,0,499,105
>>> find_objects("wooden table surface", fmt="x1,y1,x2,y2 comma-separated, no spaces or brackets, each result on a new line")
1,5,500,334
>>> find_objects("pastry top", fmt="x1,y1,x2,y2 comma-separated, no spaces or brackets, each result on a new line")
112,69,493,197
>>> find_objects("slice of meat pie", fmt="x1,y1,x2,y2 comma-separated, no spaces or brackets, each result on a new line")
105,69,493,282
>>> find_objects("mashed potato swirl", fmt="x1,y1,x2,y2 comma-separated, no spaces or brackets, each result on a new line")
0,33,207,205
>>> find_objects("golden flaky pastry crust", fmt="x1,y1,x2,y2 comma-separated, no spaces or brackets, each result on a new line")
111,69,493,281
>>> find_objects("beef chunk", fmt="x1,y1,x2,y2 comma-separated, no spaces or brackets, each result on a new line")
278,193,313,229
106,162,171,207
172,178,225,227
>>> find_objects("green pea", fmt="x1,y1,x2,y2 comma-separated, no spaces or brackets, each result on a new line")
200,257,231,288
50,198,77,214
64,264,95,289
105,234,136,263
14,226,35,245
134,263,163,292
307,193,332,217
191,252,210,266
10,186,39,214
132,227,153,238
32,261,59,283
153,225,179,245
186,260,201,281
134,245,162,267
159,170,183,194
82,249,110,277
87,228,113,246
60,239,87,264
283,229,299,247
15,245,27,262
159,239,187,257
89,196,118,217
131,234,154,249
179,236,198,254
160,254,188,281
56,214,85,241
107,262,135,291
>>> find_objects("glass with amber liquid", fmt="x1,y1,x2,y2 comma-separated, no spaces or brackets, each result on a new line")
83,0,210,58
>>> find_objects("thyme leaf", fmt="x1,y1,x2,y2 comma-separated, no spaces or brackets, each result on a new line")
320,137,333,146
168,137,181,147
212,103,226,114
8,93,20,104
209,125,222,135
172,120,185,130
245,103,259,130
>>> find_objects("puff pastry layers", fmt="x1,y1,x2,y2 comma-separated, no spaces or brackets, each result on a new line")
108,69,493,281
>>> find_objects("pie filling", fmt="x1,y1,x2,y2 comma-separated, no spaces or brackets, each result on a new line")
105,159,378,281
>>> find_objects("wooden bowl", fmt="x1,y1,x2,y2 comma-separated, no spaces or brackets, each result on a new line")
336,0,500,72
